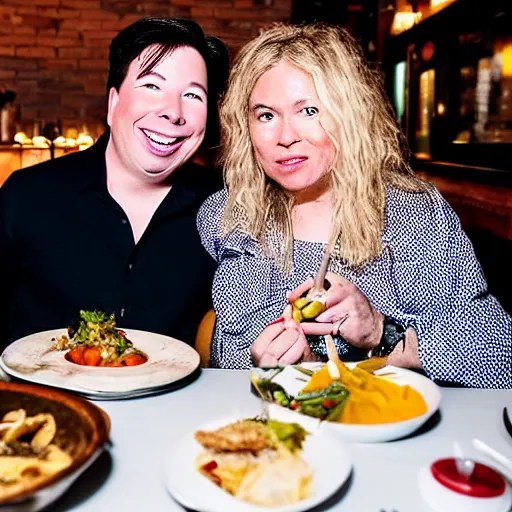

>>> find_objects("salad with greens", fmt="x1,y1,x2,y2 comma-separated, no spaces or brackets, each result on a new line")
52,310,147,367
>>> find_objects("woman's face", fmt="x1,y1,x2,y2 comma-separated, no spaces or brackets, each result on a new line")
248,59,336,195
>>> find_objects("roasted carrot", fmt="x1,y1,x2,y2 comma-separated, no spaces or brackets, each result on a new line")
120,354,147,366
83,347,102,366
68,346,86,365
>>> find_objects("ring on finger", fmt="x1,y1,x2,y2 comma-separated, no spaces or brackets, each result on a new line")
332,313,349,336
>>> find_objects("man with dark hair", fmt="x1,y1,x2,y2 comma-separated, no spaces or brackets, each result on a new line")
0,18,229,350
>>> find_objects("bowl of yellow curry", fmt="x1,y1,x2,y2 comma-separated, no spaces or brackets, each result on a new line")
0,381,110,511
251,360,441,443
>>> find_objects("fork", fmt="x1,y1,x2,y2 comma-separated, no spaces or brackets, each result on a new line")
258,399,270,421
290,244,332,323
250,372,271,421
472,437,512,481
503,407,512,439
306,242,332,302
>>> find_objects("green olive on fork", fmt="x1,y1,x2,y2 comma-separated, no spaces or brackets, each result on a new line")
290,243,332,322
291,244,332,322
292,296,326,322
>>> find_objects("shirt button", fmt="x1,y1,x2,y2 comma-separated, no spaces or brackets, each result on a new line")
121,219,128,225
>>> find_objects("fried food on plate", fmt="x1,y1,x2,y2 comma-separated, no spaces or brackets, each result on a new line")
194,418,312,507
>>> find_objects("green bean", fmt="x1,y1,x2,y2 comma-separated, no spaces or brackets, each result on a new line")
300,404,327,418
331,389,349,401
294,366,315,377
296,383,347,401
299,396,329,406
325,399,348,422
299,393,344,407
295,390,328,401
328,382,347,392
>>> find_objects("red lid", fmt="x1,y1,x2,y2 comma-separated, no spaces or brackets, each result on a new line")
431,458,506,498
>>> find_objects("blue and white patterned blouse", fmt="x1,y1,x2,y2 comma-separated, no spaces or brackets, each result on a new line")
197,185,512,388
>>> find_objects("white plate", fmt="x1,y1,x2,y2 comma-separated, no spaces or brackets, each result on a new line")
251,363,442,443
0,328,200,399
163,415,352,512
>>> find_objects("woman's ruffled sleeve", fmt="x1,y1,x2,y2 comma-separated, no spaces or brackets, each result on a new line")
389,188,512,388
197,189,228,262
197,191,287,369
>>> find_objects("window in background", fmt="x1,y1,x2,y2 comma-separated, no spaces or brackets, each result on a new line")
393,61,407,127
454,65,478,143
415,69,435,157
454,36,512,144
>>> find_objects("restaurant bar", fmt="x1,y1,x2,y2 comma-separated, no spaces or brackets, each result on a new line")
382,0,512,311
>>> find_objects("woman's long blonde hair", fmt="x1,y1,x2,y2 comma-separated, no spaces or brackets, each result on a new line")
220,23,424,272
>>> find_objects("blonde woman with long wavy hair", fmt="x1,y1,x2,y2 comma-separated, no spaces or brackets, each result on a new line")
197,23,511,388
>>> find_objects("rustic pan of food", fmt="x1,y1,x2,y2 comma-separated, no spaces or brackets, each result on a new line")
0,381,110,508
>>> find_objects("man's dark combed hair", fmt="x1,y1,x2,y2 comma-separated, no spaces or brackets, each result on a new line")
107,17,229,148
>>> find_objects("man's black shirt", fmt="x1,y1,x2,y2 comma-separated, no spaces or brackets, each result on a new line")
0,133,221,350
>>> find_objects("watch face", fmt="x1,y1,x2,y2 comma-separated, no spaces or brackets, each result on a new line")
377,318,406,357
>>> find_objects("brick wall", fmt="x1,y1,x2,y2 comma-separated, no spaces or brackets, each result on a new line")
0,0,292,139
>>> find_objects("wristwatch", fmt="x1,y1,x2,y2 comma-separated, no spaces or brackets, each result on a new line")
369,316,407,358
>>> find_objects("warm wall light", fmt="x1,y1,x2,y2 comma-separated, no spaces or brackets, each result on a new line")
502,42,512,78
53,136,79,149
76,133,94,151
437,103,446,115
430,0,454,7
14,132,31,145
391,11,422,35
31,136,50,148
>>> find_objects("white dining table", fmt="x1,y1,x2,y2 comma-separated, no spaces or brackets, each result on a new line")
15,368,512,511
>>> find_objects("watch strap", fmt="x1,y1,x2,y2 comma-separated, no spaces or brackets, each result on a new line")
369,316,406,358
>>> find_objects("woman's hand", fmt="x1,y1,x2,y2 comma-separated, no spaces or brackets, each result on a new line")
250,306,314,367
288,272,384,352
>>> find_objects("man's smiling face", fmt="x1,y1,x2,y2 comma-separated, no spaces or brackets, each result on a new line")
107,45,208,181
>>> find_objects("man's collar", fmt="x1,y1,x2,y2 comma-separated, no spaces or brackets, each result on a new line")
77,130,109,192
